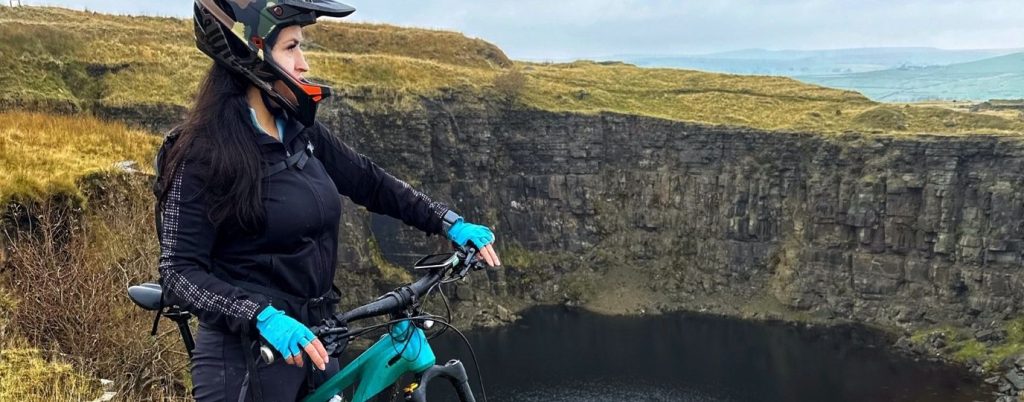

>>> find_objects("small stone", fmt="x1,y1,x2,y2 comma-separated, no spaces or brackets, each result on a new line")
975,329,1007,343
1000,356,1020,371
1004,370,1024,390
894,336,913,351
114,160,140,173
454,285,473,301
1014,355,1024,369
495,305,513,322
985,376,1002,385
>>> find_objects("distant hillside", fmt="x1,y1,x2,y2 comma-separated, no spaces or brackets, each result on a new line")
797,52,1024,102
611,47,1021,76
0,6,1022,137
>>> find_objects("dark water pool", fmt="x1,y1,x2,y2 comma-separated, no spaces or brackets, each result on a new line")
423,307,990,402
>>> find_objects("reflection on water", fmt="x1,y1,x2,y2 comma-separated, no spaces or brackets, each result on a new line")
497,379,725,402
425,307,990,402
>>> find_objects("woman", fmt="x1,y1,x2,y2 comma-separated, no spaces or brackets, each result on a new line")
157,1,501,400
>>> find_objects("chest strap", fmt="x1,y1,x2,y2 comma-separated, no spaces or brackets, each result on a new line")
263,141,314,178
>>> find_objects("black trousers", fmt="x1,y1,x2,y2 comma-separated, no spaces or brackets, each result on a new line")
191,323,341,402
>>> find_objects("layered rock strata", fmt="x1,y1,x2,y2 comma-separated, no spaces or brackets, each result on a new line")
312,93,1024,331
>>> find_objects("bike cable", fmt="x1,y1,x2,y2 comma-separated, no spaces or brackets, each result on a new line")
343,315,490,402
414,316,489,402
387,317,423,363
423,282,453,340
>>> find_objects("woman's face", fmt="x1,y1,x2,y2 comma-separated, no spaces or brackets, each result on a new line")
269,24,309,82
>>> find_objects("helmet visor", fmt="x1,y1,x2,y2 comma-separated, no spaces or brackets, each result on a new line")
196,0,354,60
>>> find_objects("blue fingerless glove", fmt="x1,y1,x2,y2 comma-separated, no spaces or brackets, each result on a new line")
255,306,315,359
446,218,495,249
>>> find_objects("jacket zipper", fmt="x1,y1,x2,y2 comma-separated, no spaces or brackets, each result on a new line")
295,155,330,292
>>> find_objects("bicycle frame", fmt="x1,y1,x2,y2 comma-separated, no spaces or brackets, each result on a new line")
304,320,476,402
129,249,484,402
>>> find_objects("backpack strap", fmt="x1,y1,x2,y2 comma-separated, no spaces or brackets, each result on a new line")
153,126,183,244
152,126,183,200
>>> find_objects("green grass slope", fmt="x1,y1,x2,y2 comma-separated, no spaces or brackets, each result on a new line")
0,5,1022,136
799,52,1024,102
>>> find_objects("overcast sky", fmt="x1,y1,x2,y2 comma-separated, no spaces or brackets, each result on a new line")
25,0,1024,60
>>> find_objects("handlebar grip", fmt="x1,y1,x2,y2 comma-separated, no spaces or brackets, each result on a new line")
340,269,445,323
339,293,402,323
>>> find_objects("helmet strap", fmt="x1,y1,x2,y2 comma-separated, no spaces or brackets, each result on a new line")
259,88,285,117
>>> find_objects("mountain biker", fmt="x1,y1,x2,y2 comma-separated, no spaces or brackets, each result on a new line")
156,1,502,400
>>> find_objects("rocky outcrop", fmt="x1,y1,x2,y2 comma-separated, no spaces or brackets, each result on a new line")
310,90,1024,333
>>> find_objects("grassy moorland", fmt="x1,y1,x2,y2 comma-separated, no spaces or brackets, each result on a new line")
0,5,1023,400
1,6,1021,136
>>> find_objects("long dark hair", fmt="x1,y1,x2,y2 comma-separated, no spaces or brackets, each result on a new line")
158,63,265,233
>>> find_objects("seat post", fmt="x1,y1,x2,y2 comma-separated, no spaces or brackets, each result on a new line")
163,307,195,357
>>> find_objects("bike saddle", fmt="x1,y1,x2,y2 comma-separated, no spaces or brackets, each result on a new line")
127,282,163,311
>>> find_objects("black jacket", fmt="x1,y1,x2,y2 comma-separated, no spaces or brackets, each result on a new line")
157,118,449,334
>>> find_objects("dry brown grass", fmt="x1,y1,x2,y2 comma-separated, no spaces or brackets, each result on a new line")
1,173,191,401
305,21,511,69
0,343,101,401
0,111,160,207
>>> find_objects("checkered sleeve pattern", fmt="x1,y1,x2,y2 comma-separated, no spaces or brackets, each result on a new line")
157,161,263,322
309,122,450,235
395,175,450,221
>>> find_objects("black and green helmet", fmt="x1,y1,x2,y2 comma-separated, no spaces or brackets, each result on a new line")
193,0,355,126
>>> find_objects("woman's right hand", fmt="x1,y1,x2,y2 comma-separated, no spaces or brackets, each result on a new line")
447,220,502,267
255,306,329,370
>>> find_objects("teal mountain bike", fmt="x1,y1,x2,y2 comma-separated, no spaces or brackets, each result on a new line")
128,246,490,402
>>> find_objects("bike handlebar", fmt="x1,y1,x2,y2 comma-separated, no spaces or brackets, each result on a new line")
314,245,485,337
335,267,445,324
259,246,487,363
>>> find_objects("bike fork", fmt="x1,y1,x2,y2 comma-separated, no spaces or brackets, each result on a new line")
405,359,476,402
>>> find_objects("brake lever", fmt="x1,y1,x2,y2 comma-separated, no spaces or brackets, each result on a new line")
259,319,351,365
320,330,350,357
444,246,477,280
313,318,351,357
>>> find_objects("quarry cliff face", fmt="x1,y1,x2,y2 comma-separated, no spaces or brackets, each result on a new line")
208,90,1024,330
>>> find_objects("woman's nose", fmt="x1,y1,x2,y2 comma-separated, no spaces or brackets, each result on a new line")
296,53,309,76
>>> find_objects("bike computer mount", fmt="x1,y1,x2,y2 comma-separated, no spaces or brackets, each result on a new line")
413,252,460,271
